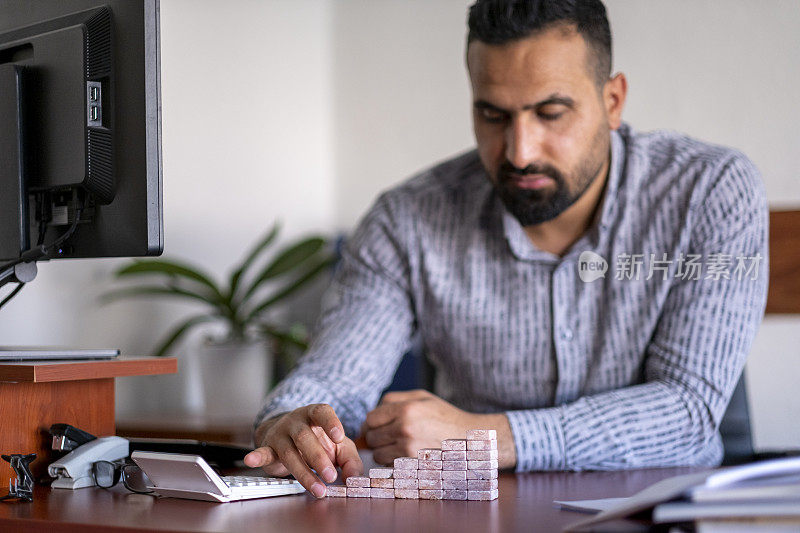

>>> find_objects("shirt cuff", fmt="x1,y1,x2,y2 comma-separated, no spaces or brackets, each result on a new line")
505,406,567,472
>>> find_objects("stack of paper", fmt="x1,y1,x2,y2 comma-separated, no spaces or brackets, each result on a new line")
558,456,800,530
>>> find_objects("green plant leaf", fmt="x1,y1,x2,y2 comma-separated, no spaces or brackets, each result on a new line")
244,255,335,323
99,286,216,307
152,314,217,357
239,236,327,304
115,260,224,303
228,222,280,300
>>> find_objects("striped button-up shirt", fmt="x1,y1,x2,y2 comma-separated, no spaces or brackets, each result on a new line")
256,123,768,471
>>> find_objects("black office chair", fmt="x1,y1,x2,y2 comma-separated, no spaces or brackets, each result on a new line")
719,374,754,465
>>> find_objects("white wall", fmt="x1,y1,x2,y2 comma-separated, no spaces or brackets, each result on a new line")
0,0,797,449
332,0,474,229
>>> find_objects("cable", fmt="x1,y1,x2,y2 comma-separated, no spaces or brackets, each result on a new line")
0,195,85,310
0,197,85,271
0,283,24,311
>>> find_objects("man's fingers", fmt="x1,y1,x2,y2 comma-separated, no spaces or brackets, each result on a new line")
364,402,401,429
245,446,291,477
364,420,402,449
311,425,337,460
371,443,407,467
261,461,291,478
273,437,328,498
244,446,277,468
289,424,338,484
380,389,430,404
335,437,364,480
306,404,345,444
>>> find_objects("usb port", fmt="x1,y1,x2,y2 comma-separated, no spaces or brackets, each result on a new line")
91,106,99,121
90,86,99,101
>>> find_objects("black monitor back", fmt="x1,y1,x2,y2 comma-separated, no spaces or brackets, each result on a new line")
0,0,162,261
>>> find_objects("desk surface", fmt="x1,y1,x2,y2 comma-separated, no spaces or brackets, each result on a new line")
0,467,701,533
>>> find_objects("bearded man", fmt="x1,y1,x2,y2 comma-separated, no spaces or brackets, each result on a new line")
245,0,768,499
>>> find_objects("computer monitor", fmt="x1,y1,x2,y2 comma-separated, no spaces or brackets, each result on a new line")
0,0,162,293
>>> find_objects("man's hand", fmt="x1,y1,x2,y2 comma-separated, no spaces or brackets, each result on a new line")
362,389,516,469
244,404,363,498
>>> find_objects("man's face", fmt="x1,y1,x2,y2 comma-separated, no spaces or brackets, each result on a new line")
467,25,612,226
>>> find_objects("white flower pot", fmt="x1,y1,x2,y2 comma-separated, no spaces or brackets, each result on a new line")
194,337,273,419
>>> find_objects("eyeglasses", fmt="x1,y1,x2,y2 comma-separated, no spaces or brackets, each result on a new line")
91,460,154,494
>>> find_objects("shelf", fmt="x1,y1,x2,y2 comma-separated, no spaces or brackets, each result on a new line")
0,356,177,383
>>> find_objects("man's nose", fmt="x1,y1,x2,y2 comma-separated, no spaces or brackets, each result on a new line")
505,117,542,170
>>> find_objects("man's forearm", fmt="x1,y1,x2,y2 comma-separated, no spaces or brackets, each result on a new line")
506,379,723,472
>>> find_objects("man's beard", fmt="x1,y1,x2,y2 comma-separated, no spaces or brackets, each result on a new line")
494,142,607,227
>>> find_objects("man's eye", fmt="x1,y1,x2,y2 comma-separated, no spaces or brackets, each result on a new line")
480,108,507,123
538,105,565,121
539,111,563,121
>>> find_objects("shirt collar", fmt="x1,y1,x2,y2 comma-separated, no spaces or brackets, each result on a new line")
500,125,627,262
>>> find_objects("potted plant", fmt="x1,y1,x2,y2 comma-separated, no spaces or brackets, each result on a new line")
103,223,335,417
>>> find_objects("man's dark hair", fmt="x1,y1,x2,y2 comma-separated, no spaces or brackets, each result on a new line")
467,0,612,87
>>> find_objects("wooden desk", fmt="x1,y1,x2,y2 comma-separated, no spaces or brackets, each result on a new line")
116,414,255,447
0,466,702,532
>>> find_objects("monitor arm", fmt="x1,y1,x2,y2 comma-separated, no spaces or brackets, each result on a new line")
0,260,37,290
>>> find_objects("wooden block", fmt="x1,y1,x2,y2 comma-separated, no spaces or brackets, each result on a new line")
418,479,443,490
394,478,418,490
467,489,499,500
419,489,444,500
369,467,394,479
371,478,394,488
394,488,419,499
370,487,395,499
441,439,466,451
442,479,467,490
467,439,497,451
326,485,347,497
393,469,418,479
344,476,369,488
418,470,442,480
442,450,467,461
346,476,370,488
466,429,497,440
418,460,442,470
466,450,498,461
442,460,467,470
417,448,442,461
394,457,418,470
442,489,467,500
468,460,498,470
467,479,498,490
347,487,370,498
466,469,498,480
441,470,467,481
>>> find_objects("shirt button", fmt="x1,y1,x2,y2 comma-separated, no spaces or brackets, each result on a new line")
561,328,574,341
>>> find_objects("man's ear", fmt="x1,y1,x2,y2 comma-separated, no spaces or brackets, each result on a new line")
603,72,628,130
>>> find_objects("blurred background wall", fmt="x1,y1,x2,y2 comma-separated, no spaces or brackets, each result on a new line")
0,0,797,450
